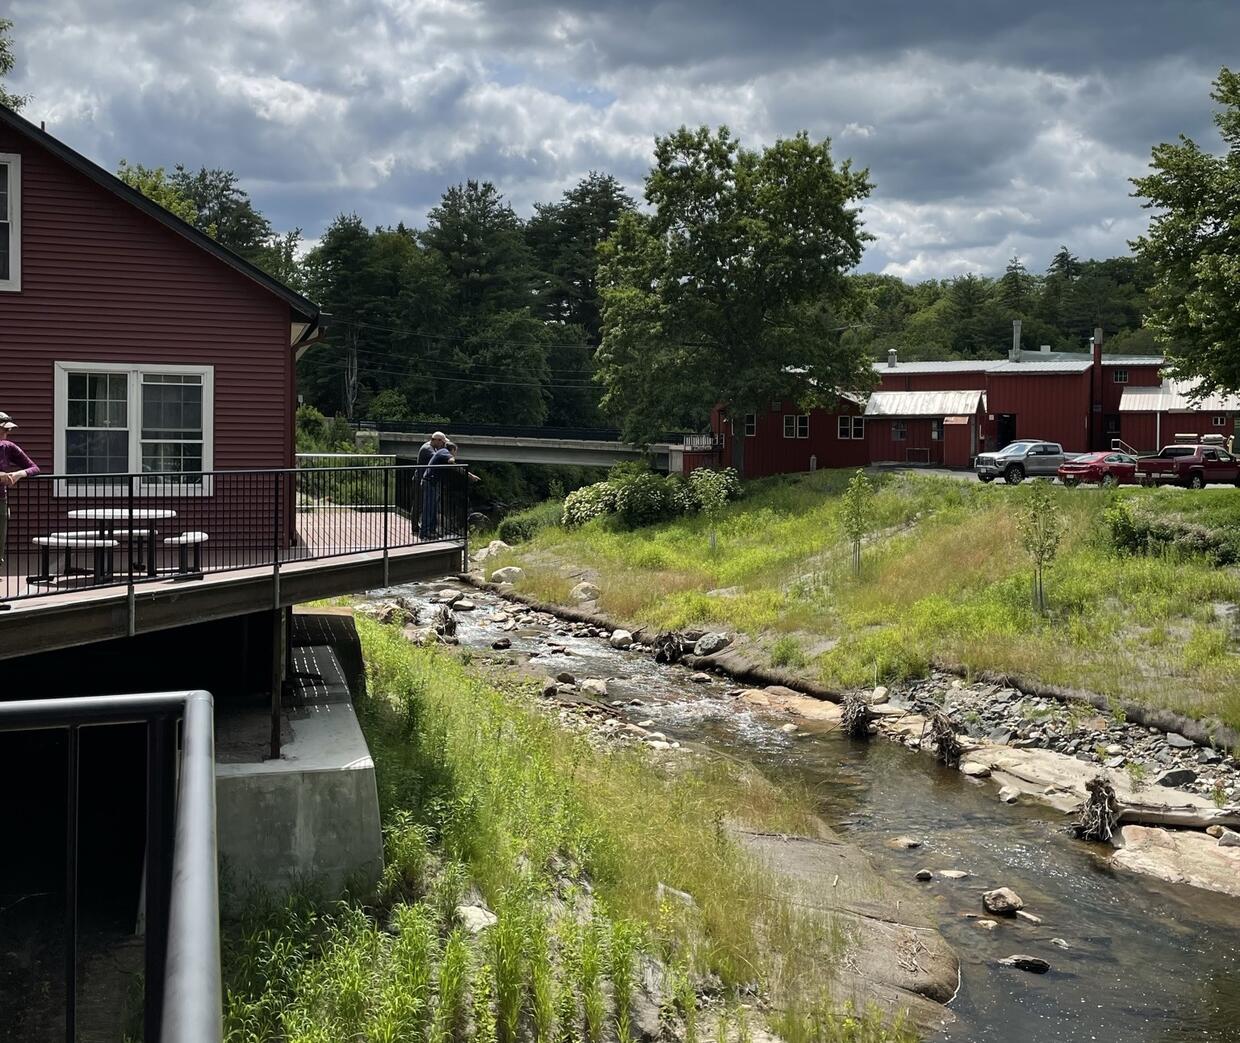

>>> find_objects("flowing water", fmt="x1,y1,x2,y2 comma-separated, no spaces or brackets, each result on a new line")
382,583,1240,1042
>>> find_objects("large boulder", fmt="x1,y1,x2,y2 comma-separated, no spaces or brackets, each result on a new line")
455,904,498,934
693,632,732,657
982,887,1024,916
474,539,511,563
571,581,601,602
609,629,634,649
490,566,525,584
581,678,609,697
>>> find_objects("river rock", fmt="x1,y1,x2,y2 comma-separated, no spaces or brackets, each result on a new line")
541,680,559,699
1207,825,1225,838
998,786,1020,804
999,955,1050,974
435,590,462,605
572,581,601,602
455,905,498,933
739,689,771,706
647,740,673,751
780,723,799,735
556,671,576,685
581,679,609,697
1155,768,1198,788
474,539,511,563
940,869,970,880
982,887,1024,915
1050,937,1071,949
1219,829,1240,848
689,672,712,684
914,869,933,881
491,638,512,650
489,565,524,584
693,632,732,656
887,835,923,850
1015,910,1042,926
869,685,890,705
609,629,634,649
976,919,998,930
453,599,477,611
960,761,991,778
1165,733,1196,749
1105,744,1124,756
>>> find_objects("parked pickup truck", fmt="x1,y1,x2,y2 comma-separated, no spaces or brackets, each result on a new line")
1135,444,1240,489
976,441,1071,484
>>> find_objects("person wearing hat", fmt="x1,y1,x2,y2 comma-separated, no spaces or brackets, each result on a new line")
0,412,40,607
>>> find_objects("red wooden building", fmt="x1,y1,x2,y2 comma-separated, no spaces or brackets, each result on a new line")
0,105,320,484
709,324,1191,479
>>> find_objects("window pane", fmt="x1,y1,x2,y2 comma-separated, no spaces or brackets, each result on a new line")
0,223,8,282
0,163,8,215
65,430,128,475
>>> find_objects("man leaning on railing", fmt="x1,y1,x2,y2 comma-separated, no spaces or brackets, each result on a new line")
0,411,40,610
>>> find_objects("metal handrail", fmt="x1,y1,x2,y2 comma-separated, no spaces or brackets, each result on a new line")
0,690,221,1043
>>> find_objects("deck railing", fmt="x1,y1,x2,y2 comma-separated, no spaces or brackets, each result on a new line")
0,690,220,1043
0,463,469,604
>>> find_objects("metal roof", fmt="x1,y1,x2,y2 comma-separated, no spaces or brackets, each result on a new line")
865,389,985,418
872,359,1003,375
1119,380,1240,413
0,106,319,326
1101,356,1164,367
989,359,1092,374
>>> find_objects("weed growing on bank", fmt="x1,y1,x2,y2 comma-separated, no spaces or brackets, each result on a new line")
500,473,1240,730
221,618,899,1042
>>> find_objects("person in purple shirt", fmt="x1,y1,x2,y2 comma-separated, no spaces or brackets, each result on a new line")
0,411,39,608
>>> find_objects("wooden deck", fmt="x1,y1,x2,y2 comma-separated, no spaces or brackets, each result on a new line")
0,534,465,661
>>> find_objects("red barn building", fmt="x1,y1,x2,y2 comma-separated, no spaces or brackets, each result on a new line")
1118,379,1240,452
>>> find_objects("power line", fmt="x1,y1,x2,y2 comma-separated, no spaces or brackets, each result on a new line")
324,313,600,352
323,358,605,392
349,343,599,382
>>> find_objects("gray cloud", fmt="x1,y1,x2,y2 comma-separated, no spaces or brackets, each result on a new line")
5,0,1234,278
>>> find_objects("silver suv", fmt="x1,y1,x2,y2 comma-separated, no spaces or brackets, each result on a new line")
976,440,1068,484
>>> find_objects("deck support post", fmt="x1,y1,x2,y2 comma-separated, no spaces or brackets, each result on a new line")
270,607,286,760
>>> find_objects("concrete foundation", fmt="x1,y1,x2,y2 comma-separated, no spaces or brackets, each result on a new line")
215,641,383,907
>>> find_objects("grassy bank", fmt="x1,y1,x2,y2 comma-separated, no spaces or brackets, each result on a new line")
496,472,1240,733
221,617,912,1043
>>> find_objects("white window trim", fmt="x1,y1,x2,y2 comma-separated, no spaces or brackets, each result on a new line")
837,416,850,440
53,361,214,496
785,414,809,439
0,153,21,293
1112,369,1128,384
743,413,757,437
851,417,865,440
1213,416,1228,427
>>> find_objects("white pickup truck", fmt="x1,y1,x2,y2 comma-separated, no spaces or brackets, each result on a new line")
975,440,1074,484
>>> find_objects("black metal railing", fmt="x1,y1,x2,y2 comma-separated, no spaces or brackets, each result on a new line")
0,463,469,604
0,690,220,1042
355,419,722,446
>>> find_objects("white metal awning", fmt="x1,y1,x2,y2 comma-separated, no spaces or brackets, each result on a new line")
1118,380,1240,413
864,389,985,418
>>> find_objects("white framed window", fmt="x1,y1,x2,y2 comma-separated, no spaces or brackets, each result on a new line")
838,416,864,439
742,413,757,437
0,153,20,292
1112,369,1128,384
931,419,943,441
784,414,809,439
892,420,907,441
1213,416,1228,427
54,362,214,494
851,417,865,440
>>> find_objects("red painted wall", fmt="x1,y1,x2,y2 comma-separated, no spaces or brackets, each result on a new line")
1121,413,1236,454
867,417,943,465
986,371,1092,453
714,400,868,478
0,126,296,478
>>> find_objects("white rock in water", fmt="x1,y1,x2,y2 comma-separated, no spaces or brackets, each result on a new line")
976,919,998,930
982,887,1024,916
887,835,922,850
689,672,712,684
436,590,462,605
998,786,1020,804
940,869,970,880
780,723,799,735
869,685,890,705
572,581,601,602
960,761,991,778
581,679,609,697
453,599,477,611
693,632,732,656
455,905,498,934
609,629,634,649
490,566,525,584
1015,910,1042,926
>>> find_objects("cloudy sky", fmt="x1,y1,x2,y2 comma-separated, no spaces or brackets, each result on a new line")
6,1,1236,278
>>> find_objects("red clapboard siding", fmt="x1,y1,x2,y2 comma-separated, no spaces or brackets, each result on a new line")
986,372,1092,453
0,126,294,478
1122,412,1236,454
713,400,868,478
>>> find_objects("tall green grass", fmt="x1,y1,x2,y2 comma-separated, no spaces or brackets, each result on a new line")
503,473,1240,730
221,618,898,1042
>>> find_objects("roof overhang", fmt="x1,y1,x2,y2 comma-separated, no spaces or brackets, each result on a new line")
865,389,985,418
1119,381,1240,413
0,106,320,328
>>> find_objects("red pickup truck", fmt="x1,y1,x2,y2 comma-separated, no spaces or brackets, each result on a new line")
1136,444,1240,489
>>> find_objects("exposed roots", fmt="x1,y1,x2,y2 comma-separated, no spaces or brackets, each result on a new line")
433,605,458,638
1073,774,1120,842
653,631,686,665
840,693,872,739
923,710,962,767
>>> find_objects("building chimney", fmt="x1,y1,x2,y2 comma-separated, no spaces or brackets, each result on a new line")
1092,326,1103,366
887,348,898,369
1010,319,1022,362
1040,344,1051,353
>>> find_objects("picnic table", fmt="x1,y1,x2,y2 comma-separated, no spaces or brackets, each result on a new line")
68,508,177,578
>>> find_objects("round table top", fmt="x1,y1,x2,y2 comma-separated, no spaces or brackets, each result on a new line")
67,508,178,520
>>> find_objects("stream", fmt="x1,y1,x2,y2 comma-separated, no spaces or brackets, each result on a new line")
375,581,1240,1042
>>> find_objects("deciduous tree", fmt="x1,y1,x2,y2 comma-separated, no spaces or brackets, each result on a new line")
597,126,874,444
1019,481,1062,614
0,19,28,111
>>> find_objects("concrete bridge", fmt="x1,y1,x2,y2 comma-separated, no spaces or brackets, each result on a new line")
367,423,720,471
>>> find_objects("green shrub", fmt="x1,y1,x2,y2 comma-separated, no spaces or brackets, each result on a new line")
770,636,808,669
612,472,671,528
1106,495,1240,564
497,501,563,544
563,481,619,527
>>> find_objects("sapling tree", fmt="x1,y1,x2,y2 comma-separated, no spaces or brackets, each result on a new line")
840,470,874,577
1020,480,1063,614
690,467,732,551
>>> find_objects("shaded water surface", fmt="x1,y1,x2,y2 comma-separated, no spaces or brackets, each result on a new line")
388,584,1240,1042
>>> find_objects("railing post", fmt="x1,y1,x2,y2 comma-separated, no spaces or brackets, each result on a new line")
64,725,79,1043
144,714,177,1042
272,471,281,610
127,474,136,637
383,466,390,587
